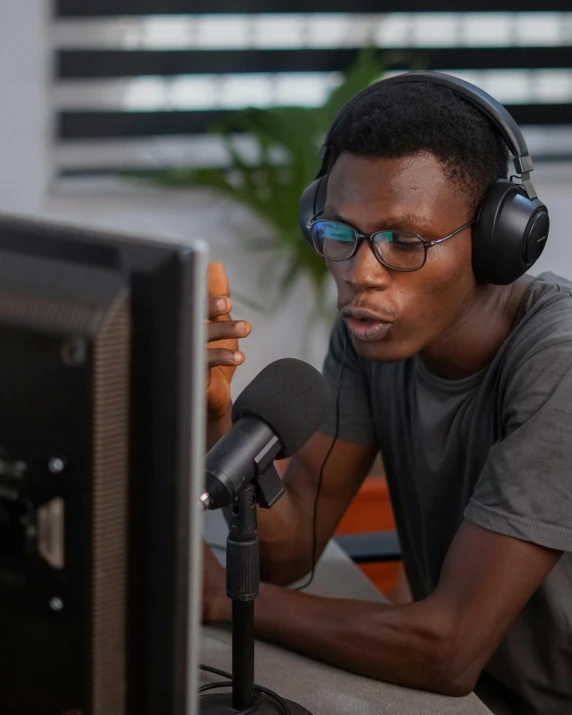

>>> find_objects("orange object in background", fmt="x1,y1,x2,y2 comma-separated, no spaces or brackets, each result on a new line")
335,477,401,597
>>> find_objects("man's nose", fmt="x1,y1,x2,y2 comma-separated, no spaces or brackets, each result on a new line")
341,240,391,292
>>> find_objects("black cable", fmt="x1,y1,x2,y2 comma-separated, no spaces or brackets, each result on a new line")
198,664,291,714
295,332,348,592
199,664,234,679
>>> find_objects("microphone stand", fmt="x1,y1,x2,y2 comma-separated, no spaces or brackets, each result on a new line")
200,455,312,714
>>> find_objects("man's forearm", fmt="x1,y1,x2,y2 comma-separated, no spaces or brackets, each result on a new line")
257,488,312,585
245,587,476,697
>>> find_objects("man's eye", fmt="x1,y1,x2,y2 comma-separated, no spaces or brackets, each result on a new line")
393,235,423,250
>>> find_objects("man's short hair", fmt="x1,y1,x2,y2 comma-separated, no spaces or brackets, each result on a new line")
328,80,510,216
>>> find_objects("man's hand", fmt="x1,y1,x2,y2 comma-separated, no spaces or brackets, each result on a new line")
202,542,230,624
206,262,251,421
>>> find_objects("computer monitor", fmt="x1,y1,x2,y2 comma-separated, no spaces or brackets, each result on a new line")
0,213,206,715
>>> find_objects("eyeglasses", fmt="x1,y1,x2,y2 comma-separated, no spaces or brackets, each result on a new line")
306,216,475,272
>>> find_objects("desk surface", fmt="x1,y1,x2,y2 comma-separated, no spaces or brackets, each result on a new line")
201,511,492,715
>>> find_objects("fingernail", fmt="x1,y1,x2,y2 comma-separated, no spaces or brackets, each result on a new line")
216,298,227,311
234,352,243,364
236,321,247,333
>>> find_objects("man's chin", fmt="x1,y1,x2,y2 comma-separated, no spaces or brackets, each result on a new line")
350,333,415,363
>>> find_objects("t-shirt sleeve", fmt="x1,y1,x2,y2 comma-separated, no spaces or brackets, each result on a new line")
319,317,376,446
465,337,572,553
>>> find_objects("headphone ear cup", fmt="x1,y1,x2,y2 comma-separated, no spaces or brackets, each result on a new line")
473,179,550,285
299,176,328,246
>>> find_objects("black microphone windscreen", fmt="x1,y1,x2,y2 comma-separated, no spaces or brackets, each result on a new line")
231,358,332,458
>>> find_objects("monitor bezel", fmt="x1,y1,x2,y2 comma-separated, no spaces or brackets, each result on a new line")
0,212,206,715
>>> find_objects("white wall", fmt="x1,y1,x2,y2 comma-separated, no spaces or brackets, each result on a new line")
523,165,572,278
0,0,50,215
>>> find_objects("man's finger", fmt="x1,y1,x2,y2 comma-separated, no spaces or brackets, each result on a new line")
208,261,230,299
208,319,250,343
207,348,244,368
208,295,233,319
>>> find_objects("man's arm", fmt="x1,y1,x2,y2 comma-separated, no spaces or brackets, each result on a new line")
206,411,377,586
256,431,378,585
205,520,561,696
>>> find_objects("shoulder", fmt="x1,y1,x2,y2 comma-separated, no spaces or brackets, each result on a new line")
506,272,572,363
500,273,572,424
518,271,572,327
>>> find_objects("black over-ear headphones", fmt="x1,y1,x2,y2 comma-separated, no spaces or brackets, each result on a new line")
298,71,550,285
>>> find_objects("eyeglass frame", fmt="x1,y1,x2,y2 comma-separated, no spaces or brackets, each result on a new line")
305,214,476,273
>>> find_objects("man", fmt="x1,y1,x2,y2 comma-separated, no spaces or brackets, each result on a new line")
202,80,572,715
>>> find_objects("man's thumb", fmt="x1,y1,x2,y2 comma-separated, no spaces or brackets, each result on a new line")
208,261,230,298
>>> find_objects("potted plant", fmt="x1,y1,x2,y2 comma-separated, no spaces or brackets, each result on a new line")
133,48,389,323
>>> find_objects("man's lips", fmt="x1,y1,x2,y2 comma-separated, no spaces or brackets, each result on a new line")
341,307,394,343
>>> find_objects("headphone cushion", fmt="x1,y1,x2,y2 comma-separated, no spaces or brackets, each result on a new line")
298,176,328,246
473,179,549,285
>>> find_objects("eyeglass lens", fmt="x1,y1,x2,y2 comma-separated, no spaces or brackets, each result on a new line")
311,220,427,271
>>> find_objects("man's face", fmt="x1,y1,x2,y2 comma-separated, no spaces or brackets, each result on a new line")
325,151,478,362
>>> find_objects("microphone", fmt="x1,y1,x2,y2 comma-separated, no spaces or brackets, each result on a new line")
200,358,331,511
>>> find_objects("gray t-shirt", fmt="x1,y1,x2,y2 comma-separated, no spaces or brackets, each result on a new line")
321,272,572,715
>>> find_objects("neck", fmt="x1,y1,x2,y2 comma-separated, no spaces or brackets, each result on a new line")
419,277,532,380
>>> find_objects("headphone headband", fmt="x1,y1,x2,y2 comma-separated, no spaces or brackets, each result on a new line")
319,71,537,200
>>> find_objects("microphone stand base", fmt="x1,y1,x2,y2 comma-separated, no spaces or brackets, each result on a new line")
199,692,313,714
